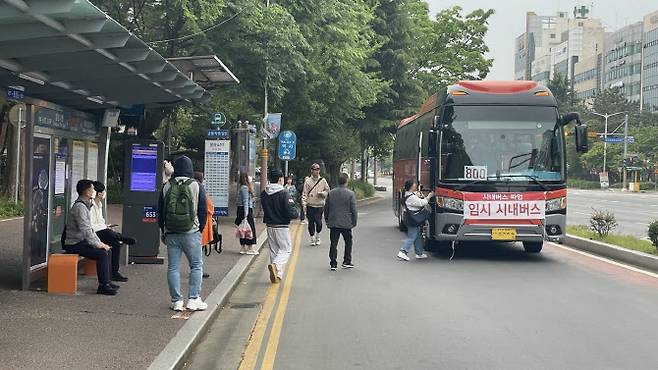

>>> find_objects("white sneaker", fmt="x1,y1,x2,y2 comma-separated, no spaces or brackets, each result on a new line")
415,253,429,259
170,299,184,311
310,236,317,246
315,237,321,246
239,246,247,254
186,297,208,311
246,247,259,255
397,251,410,261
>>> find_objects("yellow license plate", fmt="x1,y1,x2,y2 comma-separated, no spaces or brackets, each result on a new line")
491,228,517,241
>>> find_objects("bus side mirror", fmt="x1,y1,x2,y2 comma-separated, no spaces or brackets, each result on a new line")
575,125,588,153
561,112,581,126
428,130,438,157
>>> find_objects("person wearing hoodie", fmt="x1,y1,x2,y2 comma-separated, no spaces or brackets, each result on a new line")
261,169,299,283
301,163,330,246
158,156,209,311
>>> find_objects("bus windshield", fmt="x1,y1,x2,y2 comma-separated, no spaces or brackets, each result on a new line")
439,105,564,182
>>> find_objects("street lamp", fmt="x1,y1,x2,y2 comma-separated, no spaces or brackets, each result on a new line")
590,111,626,173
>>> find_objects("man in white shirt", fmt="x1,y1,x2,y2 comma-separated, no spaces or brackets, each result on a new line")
91,181,135,282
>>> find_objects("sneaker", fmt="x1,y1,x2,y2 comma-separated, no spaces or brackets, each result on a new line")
246,247,259,255
341,263,355,269
170,299,184,311
239,246,247,254
268,264,279,283
186,297,208,311
330,266,337,271
415,253,429,259
202,273,210,279
301,220,308,224
397,251,410,261
315,237,321,246
309,236,316,246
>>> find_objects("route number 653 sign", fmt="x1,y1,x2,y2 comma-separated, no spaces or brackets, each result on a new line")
464,166,488,180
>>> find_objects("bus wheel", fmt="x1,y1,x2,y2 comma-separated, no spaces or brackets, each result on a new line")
523,241,543,253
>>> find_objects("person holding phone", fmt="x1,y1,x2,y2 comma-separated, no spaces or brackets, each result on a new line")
90,181,136,282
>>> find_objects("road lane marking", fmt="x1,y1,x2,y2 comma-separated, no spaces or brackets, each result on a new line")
238,224,300,370
549,242,658,279
260,221,304,370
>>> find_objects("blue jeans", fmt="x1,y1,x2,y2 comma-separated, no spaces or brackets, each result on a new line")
400,225,424,255
166,232,203,302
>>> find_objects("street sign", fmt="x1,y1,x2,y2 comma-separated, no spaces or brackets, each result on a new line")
604,137,624,143
211,112,226,127
207,128,229,139
626,166,643,171
6,87,24,100
277,130,296,160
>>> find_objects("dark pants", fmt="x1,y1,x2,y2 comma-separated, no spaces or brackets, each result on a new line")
234,206,257,245
329,228,353,267
64,242,112,286
96,228,123,273
307,206,324,236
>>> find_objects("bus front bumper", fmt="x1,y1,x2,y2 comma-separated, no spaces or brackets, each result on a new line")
434,212,566,243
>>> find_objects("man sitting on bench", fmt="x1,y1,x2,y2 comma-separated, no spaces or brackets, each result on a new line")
90,181,135,282
63,179,118,296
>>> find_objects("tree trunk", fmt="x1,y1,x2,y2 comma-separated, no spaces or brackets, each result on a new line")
325,160,341,187
373,158,377,186
350,160,355,180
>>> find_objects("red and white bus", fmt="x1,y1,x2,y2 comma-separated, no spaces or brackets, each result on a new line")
392,81,588,253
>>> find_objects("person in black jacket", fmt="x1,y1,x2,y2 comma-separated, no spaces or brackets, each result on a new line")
261,169,299,283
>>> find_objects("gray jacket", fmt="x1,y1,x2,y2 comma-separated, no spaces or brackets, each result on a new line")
64,197,103,248
323,185,357,229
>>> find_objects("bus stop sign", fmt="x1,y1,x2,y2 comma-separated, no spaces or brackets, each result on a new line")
278,130,296,160
211,112,226,127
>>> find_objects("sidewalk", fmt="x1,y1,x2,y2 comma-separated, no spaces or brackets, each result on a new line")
0,203,264,370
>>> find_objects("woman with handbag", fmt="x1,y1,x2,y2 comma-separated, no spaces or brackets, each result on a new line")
235,173,258,255
397,179,434,261
195,172,214,278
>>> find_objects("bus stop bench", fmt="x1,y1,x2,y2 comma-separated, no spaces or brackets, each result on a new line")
47,254,97,295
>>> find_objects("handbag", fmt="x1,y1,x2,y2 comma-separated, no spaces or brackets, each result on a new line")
403,195,430,227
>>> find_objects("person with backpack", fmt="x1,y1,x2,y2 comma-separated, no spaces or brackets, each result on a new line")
301,163,330,246
158,156,208,311
397,179,434,261
324,173,358,271
261,169,299,283
89,181,135,282
63,179,118,295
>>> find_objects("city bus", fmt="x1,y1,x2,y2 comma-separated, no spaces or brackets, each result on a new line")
392,81,588,253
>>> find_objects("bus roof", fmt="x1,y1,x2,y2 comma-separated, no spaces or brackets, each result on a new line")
398,80,557,130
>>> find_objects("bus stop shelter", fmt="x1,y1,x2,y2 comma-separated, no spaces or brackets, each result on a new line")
0,0,221,290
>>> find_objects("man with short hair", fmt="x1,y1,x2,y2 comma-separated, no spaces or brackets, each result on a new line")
301,163,330,246
158,155,208,311
63,179,117,295
261,169,299,283
324,173,358,270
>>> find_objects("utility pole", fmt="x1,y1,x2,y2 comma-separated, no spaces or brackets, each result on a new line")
591,110,626,174
258,0,270,217
621,114,629,191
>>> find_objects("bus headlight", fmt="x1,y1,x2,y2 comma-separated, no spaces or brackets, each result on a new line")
437,196,463,211
545,197,566,212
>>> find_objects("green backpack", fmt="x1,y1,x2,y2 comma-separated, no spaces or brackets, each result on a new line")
164,178,196,232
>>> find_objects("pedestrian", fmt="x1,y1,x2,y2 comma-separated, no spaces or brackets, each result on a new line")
285,175,303,221
261,169,299,283
324,173,357,271
159,155,208,311
397,179,434,261
301,163,330,246
235,173,258,255
163,159,174,184
89,181,135,283
63,179,118,295
194,172,213,279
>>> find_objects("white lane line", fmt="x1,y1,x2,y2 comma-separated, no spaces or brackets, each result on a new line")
572,211,590,216
549,242,658,279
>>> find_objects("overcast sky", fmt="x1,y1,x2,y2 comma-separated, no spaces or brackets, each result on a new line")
425,0,658,80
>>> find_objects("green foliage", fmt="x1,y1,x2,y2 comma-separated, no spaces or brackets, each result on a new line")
567,179,600,189
568,225,657,255
0,198,23,218
648,221,658,252
348,180,375,200
106,178,124,205
589,209,618,237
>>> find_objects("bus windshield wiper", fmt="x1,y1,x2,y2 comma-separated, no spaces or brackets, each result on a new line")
497,174,550,191
454,176,499,191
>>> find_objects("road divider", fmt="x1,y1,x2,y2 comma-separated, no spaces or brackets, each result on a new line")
562,234,658,274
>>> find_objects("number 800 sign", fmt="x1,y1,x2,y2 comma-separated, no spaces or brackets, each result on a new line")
464,166,488,180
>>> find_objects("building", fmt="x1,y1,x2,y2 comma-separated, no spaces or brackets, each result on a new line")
603,22,644,103
643,11,658,112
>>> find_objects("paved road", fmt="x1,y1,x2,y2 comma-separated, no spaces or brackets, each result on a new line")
188,189,658,370
567,189,658,239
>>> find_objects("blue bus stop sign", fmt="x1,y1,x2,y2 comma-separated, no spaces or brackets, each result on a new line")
278,131,296,160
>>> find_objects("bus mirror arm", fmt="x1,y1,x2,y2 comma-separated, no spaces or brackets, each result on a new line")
560,112,581,127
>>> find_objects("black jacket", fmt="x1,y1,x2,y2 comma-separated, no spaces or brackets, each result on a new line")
261,184,299,226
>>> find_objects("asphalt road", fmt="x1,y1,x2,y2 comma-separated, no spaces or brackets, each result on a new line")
188,187,658,370
567,189,658,239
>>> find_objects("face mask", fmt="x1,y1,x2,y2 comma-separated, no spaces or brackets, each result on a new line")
91,190,97,199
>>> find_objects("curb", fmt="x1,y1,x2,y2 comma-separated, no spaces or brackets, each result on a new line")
147,229,268,370
564,234,658,273
357,196,384,206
